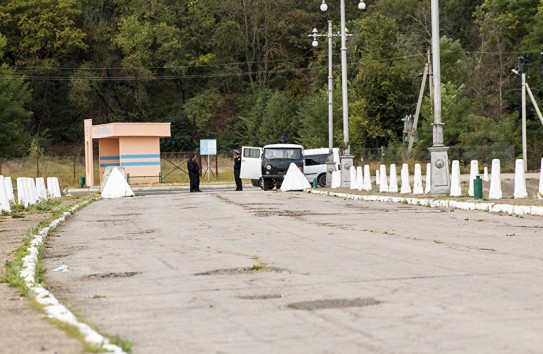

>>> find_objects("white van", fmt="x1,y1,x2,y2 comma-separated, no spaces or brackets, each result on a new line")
303,148,340,187
240,144,305,190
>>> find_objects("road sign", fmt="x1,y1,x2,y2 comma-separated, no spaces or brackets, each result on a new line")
200,139,217,156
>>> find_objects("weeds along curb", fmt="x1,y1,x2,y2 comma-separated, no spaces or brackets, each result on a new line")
308,190,543,217
19,198,127,354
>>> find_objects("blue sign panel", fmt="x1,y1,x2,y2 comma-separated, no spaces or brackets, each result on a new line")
200,139,217,156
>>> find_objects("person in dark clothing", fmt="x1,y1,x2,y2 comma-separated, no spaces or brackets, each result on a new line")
233,150,242,191
187,152,201,192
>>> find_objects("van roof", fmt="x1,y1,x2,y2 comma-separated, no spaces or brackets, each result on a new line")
304,147,339,155
263,144,304,149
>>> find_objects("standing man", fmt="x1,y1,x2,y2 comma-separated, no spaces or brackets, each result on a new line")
187,152,201,192
233,150,242,191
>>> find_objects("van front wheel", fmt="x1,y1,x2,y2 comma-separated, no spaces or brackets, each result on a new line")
317,173,327,187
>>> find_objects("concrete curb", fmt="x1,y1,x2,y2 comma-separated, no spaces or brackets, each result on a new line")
308,189,543,217
20,199,126,354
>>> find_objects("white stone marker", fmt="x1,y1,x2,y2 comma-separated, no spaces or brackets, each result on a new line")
376,170,380,186
363,165,372,191
468,160,479,197
36,177,48,200
400,164,411,194
514,159,528,199
483,167,489,182
349,166,357,190
5,177,15,203
331,170,341,189
424,162,432,194
389,164,398,193
16,177,25,206
356,166,364,190
28,178,39,203
539,158,543,196
450,160,462,197
379,165,388,192
413,163,423,194
488,159,502,200
0,176,11,213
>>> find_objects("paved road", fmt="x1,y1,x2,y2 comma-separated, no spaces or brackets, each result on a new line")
44,188,543,353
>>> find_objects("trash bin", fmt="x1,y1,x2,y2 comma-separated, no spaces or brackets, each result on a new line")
474,176,483,200
79,177,86,188
312,178,318,189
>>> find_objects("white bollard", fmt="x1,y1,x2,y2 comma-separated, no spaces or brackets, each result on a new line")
413,164,423,194
356,166,364,190
468,160,479,197
363,165,372,191
36,177,48,200
0,176,11,213
5,177,15,203
424,162,432,194
379,165,388,192
21,178,33,206
375,170,380,186
450,160,462,197
52,177,62,198
349,166,357,190
28,178,39,204
17,177,25,206
514,159,528,199
331,170,341,189
483,167,489,182
539,158,543,196
400,164,411,194
488,159,502,200
389,164,398,193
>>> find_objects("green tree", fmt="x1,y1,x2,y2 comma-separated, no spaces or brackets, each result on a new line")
259,91,299,145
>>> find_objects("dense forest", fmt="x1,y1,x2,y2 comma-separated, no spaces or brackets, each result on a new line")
1,0,543,165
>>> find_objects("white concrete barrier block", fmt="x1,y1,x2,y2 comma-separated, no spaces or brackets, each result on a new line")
356,166,363,190
282,163,311,191
450,160,462,197
36,177,48,200
101,168,135,198
389,164,398,193
331,170,341,189
424,163,431,194
468,160,479,197
379,165,388,192
400,164,411,194
488,159,502,200
363,165,372,191
16,177,25,206
483,167,489,182
539,158,543,195
54,177,62,198
28,178,40,203
4,176,15,203
0,176,11,213
514,159,528,199
413,164,423,194
349,166,357,190
376,170,380,186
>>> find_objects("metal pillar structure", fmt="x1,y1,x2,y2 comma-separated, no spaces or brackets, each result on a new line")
428,0,451,194
522,73,527,172
309,22,338,187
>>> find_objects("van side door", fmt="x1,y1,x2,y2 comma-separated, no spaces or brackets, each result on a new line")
240,146,263,179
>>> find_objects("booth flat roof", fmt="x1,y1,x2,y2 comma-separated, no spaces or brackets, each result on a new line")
92,123,171,139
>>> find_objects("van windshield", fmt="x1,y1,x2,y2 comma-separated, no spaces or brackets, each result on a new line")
264,148,302,160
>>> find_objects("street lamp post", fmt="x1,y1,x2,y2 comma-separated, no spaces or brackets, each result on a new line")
428,0,451,193
309,22,338,187
320,0,366,188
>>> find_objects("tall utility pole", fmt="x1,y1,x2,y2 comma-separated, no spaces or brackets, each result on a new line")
428,0,451,193
522,72,527,172
320,0,366,187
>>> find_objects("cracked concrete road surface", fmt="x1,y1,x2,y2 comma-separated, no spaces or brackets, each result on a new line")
43,189,543,353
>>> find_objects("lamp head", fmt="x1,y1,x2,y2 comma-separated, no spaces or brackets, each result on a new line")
320,0,328,11
312,40,319,47
358,0,366,10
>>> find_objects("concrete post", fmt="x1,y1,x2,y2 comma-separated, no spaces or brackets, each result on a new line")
514,159,528,199
363,165,372,191
389,164,398,193
413,164,424,194
450,160,462,197
489,159,502,200
379,165,388,192
400,164,411,194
